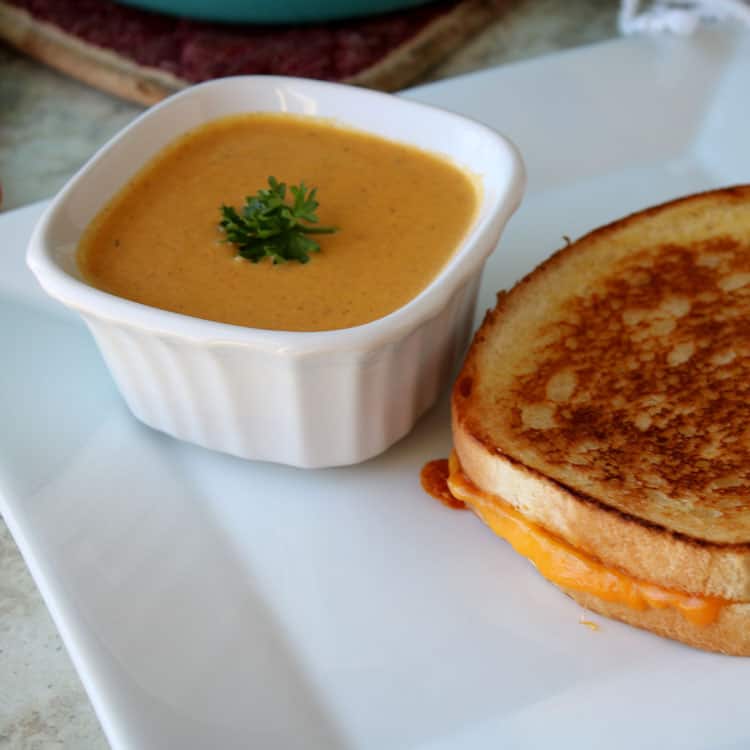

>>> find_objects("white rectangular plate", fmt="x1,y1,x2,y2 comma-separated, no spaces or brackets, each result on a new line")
3,26,750,749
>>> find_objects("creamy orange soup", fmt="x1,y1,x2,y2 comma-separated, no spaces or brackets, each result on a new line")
77,113,478,331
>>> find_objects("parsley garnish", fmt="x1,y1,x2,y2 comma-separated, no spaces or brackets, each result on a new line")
219,177,337,264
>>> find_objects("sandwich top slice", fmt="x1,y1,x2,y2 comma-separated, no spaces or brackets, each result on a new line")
449,186,750,655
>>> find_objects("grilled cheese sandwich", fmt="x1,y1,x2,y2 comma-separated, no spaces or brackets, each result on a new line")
432,186,750,655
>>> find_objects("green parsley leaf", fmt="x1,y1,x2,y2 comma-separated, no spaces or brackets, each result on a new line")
219,176,337,264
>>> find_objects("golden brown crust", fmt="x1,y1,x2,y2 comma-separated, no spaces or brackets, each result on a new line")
563,588,750,656
455,185,750,544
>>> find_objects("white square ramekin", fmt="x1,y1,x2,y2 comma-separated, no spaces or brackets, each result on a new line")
27,76,524,468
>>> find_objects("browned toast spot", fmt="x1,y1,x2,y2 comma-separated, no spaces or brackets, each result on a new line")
509,237,750,532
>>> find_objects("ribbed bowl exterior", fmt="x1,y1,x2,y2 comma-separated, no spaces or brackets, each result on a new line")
80,274,480,468
27,76,525,468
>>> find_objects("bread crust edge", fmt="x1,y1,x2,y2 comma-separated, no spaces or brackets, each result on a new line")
564,588,750,656
452,411,750,601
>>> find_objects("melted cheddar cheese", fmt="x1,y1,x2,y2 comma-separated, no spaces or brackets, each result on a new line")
446,453,727,627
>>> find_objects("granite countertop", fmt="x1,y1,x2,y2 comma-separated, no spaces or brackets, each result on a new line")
0,1,617,746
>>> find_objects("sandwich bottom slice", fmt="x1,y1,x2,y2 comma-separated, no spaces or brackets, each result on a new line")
437,452,750,656
438,186,750,656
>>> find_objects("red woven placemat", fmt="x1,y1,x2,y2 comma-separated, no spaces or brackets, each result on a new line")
0,0,498,103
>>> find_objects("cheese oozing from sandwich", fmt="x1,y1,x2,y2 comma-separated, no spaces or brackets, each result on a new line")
445,453,727,627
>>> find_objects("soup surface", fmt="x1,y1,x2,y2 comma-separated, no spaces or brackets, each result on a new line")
78,113,479,331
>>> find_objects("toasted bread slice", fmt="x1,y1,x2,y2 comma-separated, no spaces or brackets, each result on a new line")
453,186,750,601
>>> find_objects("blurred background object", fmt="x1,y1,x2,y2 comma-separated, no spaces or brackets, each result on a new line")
0,0,498,102
620,0,750,35
117,0,433,23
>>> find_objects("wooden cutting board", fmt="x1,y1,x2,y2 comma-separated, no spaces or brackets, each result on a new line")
0,0,501,105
